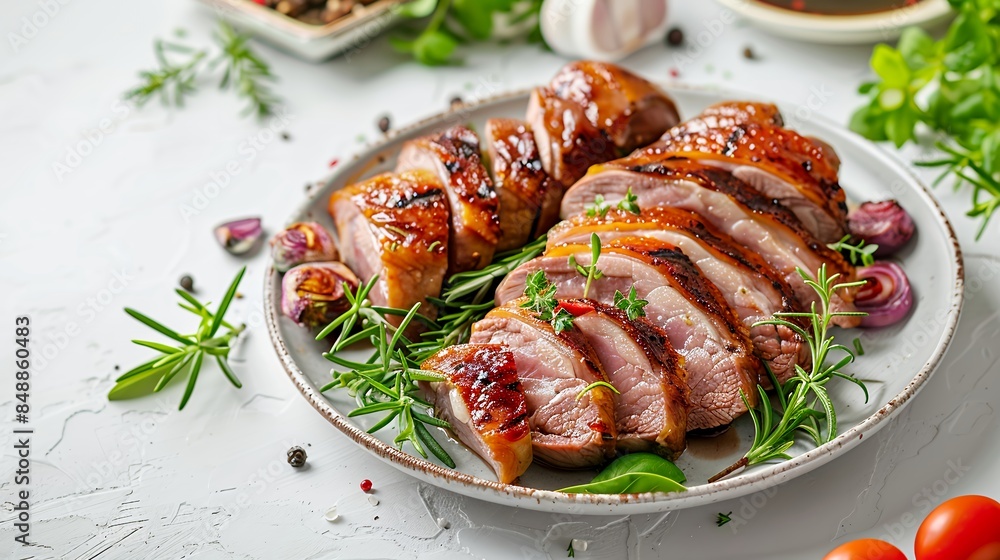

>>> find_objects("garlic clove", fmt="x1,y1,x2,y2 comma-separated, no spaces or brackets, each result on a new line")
215,217,264,255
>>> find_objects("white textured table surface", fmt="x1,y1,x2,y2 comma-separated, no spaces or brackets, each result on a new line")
2,1,998,558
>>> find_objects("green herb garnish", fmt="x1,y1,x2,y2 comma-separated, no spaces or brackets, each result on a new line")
613,285,648,320
716,512,733,527
617,187,641,215
391,0,545,66
126,22,281,119
710,265,869,482
108,267,246,410
557,453,687,494
567,542,575,558
585,194,611,218
576,381,619,401
568,233,604,299
827,235,878,266
851,0,1000,238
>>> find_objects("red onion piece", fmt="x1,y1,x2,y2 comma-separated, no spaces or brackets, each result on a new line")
215,217,264,255
848,200,915,256
281,262,359,328
855,262,913,328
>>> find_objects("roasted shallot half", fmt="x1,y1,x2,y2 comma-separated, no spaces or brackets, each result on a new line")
855,261,913,328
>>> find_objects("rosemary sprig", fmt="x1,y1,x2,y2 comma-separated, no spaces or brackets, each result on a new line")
827,235,878,267
568,233,604,298
108,267,247,410
318,237,548,465
212,21,281,118
709,265,869,482
125,39,207,107
125,22,281,119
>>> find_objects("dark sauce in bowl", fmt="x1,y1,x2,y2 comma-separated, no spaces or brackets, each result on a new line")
756,0,921,15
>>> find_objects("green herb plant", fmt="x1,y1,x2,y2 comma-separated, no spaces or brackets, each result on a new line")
126,22,281,118
568,233,604,298
709,265,869,482
557,452,687,494
613,285,648,320
851,0,1000,238
827,235,879,266
108,267,247,410
391,0,545,66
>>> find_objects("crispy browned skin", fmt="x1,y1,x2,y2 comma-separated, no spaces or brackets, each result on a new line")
696,101,784,129
548,60,681,152
607,157,854,280
526,87,618,189
485,118,561,251
328,170,449,326
549,206,799,312
644,121,848,236
397,125,500,274
422,344,531,483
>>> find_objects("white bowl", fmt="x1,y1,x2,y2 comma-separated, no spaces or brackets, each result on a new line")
715,0,953,44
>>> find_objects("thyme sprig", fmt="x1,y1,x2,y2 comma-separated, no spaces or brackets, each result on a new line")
519,270,574,333
827,235,878,267
709,265,869,482
568,233,603,299
108,267,247,410
613,285,648,320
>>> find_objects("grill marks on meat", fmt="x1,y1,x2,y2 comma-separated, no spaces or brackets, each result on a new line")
547,208,808,381
328,170,449,327
640,112,847,242
494,240,762,431
485,118,562,251
470,303,617,469
561,158,860,328
421,344,531,483
557,299,689,457
547,60,681,152
397,125,500,273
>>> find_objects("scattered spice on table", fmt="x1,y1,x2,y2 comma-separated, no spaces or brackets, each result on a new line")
450,95,464,109
666,27,684,46
743,46,756,59
179,274,195,292
287,445,307,467
360,479,373,492
377,115,391,133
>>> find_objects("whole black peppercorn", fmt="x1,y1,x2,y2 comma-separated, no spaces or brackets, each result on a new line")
179,275,195,292
377,115,391,133
287,446,307,467
666,27,684,46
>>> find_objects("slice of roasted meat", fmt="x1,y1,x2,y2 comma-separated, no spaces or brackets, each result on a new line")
396,125,500,273
548,208,809,382
547,60,681,152
421,344,532,484
526,86,619,190
495,239,763,431
470,302,617,468
328,170,449,326
647,117,847,242
561,158,860,327
557,299,689,457
485,118,562,251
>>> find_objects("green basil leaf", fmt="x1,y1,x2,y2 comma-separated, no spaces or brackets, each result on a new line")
591,452,686,484
870,44,910,88
413,30,458,66
558,472,686,495
452,0,494,40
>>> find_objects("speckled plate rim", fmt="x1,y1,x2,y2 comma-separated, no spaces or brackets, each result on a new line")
264,87,965,515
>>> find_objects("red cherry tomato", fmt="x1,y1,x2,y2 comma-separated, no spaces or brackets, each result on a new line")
915,495,1000,560
823,539,906,560
823,539,907,560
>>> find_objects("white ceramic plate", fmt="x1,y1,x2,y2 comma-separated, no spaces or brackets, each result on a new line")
715,0,952,44
264,86,963,515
